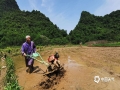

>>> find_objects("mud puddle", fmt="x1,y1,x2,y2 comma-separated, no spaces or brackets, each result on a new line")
66,56,83,68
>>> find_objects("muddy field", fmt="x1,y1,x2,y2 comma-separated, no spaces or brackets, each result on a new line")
12,46,120,90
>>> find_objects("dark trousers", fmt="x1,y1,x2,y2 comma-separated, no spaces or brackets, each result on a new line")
25,57,34,68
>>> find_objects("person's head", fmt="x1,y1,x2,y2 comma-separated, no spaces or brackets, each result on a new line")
54,52,59,59
26,35,31,43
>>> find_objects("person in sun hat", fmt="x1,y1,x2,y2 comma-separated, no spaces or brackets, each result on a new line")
21,35,36,73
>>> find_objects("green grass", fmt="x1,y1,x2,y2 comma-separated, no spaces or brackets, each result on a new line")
93,42,120,47
0,45,82,57
3,56,21,90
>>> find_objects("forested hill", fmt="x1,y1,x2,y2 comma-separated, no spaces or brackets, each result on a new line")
0,0,20,13
0,0,68,48
69,10,120,44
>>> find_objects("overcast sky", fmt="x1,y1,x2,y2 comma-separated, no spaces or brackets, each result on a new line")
16,0,120,33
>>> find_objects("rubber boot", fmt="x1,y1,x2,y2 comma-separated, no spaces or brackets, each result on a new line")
28,65,33,74
26,68,29,73
31,66,34,71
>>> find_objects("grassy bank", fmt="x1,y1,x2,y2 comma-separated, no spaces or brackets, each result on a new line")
3,56,21,90
0,45,80,56
93,42,120,47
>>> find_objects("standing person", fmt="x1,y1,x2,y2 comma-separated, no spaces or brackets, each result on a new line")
21,35,36,73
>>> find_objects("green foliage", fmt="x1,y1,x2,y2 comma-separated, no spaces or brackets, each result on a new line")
0,0,68,48
93,42,120,47
69,10,120,44
34,35,50,45
51,37,69,45
0,0,20,13
5,47,12,54
4,56,21,90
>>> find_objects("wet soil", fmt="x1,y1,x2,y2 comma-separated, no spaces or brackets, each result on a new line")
12,46,120,90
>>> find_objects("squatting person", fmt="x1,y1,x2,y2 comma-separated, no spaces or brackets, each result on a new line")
48,52,60,69
21,35,36,73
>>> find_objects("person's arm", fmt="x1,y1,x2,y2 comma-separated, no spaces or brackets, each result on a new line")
21,44,26,56
33,42,36,53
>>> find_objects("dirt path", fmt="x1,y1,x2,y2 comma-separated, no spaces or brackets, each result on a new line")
13,46,120,90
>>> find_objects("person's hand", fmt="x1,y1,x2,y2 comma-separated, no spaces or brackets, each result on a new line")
35,50,37,53
23,53,26,56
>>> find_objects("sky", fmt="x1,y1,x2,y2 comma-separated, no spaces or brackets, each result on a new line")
16,0,120,33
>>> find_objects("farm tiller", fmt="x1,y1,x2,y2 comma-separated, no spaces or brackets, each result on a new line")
26,52,64,75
